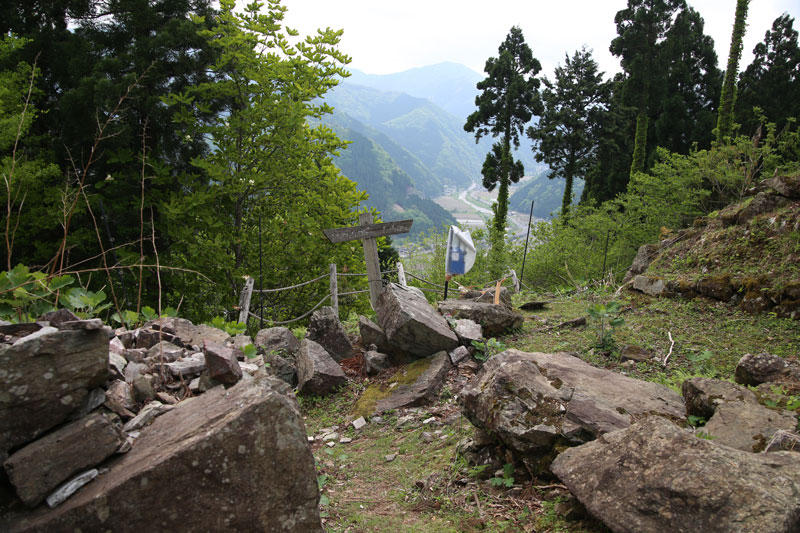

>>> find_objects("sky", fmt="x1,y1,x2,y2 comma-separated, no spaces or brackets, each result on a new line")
281,0,800,79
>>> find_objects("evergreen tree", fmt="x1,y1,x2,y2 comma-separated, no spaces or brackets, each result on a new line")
610,0,685,176
465,26,542,276
655,7,722,154
737,14,800,135
528,48,608,219
715,0,750,143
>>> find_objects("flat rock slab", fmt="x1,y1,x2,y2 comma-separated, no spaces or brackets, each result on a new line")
0,326,110,457
551,416,800,533
306,306,353,362
148,317,230,348
453,319,482,345
6,376,322,532
4,413,124,507
461,350,684,462
682,377,758,419
358,316,391,354
438,301,523,337
632,275,665,296
255,327,300,355
376,283,459,359
296,339,346,396
701,400,798,452
375,351,451,413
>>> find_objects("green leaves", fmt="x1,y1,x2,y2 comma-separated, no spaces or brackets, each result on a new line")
0,265,76,322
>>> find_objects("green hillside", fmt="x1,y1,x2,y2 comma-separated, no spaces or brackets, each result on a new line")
509,173,585,219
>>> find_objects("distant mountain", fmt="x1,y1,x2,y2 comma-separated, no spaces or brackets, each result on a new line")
509,173,585,219
324,113,456,237
322,82,483,190
348,62,483,122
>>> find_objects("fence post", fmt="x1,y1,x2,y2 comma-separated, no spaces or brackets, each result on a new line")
509,269,520,294
397,261,407,286
238,276,254,325
329,263,338,317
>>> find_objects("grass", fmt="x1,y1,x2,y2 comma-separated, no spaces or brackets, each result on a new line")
299,284,800,532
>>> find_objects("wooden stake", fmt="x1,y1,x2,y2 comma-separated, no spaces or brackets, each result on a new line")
238,276,254,325
329,263,338,317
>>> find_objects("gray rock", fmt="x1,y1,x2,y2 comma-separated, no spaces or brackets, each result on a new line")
37,309,80,328
449,346,470,365
255,326,300,356
351,417,367,430
105,380,136,415
374,352,451,413
622,243,660,284
551,416,800,533
145,341,184,362
461,350,684,463
122,401,174,432
108,351,127,377
69,388,106,421
164,352,206,378
701,400,798,452
735,352,800,387
619,345,653,362
4,413,124,507
9,376,323,532
0,325,110,458
133,328,179,350
45,469,98,509
306,306,353,362
736,191,790,225
148,317,230,347
376,284,459,359
296,339,347,396
357,316,391,353
12,326,58,345
438,300,523,337
765,173,800,199
364,350,392,375
123,361,147,383
230,334,253,354
264,351,297,387
132,375,156,403
632,275,665,296
122,348,147,363
203,341,243,386
453,319,482,345
682,377,758,419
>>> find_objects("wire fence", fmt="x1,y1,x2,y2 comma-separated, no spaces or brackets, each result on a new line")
238,262,519,326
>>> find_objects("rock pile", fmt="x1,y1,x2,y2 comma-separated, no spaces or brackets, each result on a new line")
0,312,322,531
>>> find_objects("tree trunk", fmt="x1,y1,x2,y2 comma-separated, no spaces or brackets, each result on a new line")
630,110,649,176
715,0,749,144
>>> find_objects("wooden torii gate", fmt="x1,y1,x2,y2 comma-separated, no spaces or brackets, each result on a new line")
323,213,412,309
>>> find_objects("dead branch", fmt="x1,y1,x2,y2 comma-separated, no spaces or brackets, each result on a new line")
663,331,675,367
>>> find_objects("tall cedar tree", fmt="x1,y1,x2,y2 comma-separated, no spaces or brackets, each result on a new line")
465,26,542,276
736,15,800,135
610,0,685,176
528,47,608,219
715,0,750,143
654,7,721,154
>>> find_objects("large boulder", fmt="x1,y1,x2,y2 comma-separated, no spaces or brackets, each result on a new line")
682,377,758,419
438,300,522,337
306,306,353,362
255,327,300,356
622,243,660,284
374,351,451,413
735,352,800,387
357,316,391,353
5,376,322,532
765,172,800,199
375,283,459,359
631,275,665,297
296,339,346,396
3,413,124,507
461,350,684,467
147,317,230,348
701,400,798,453
0,322,110,459
551,416,800,533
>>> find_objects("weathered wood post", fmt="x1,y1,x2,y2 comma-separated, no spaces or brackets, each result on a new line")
238,276,254,325
509,269,520,294
329,263,338,317
322,217,413,310
397,262,407,287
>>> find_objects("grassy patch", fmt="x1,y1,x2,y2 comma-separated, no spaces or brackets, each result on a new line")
352,357,434,417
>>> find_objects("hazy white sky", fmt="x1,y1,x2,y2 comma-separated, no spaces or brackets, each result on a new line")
281,0,800,78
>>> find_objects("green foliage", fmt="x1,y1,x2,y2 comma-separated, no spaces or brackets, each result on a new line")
0,265,74,322
528,47,607,219
471,338,507,362
686,349,714,373
61,287,110,318
241,344,258,359
466,26,542,278
716,0,750,143
489,463,515,488
111,305,176,329
587,301,624,352
687,414,707,427
207,316,246,336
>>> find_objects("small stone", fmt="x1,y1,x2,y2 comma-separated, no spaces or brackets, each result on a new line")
156,392,177,405
132,375,157,403
203,341,243,386
396,415,415,426
322,432,339,442
370,416,384,425
326,441,336,448
449,345,470,365
109,351,128,377
123,401,173,432
124,362,147,383
351,416,367,430
422,417,436,425
339,437,352,444
421,432,434,443
384,453,397,462
46,469,99,508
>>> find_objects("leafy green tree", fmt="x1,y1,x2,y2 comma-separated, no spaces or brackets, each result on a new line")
655,6,722,154
465,26,542,277
162,0,367,321
610,0,685,176
528,47,608,219
737,14,800,135
715,0,750,143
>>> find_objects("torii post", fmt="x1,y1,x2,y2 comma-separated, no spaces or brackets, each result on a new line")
323,213,412,309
